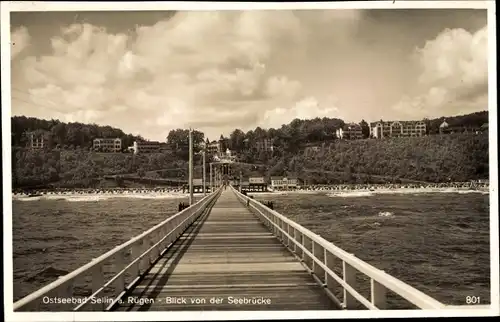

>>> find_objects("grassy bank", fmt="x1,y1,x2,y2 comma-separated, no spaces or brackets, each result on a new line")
12,132,489,188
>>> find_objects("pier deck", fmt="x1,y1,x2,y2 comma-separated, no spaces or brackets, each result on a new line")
116,189,337,311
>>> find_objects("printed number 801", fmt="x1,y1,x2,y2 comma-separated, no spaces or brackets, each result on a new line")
466,296,480,304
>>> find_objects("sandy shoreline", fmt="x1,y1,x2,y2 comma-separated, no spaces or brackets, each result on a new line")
11,184,489,201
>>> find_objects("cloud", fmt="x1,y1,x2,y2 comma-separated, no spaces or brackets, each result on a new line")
17,10,487,140
262,96,341,129
14,12,320,139
392,25,488,119
11,26,31,59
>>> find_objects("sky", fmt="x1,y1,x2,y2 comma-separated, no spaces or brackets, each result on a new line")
9,7,488,141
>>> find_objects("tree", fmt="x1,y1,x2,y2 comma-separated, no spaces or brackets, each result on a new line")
167,129,205,152
360,119,370,139
229,129,246,152
10,111,489,188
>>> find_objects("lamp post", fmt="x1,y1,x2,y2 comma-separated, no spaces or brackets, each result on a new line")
188,128,193,205
210,162,213,192
200,142,206,196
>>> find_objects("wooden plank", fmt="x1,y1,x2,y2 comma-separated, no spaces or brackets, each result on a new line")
114,189,338,311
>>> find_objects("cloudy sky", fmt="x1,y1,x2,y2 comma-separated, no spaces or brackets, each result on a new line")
10,8,488,141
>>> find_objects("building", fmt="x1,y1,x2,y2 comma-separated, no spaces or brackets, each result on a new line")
245,176,267,192
205,135,228,155
255,138,274,152
28,131,48,149
219,148,237,163
206,140,221,155
439,120,483,135
369,120,426,138
93,138,122,152
336,123,363,140
218,135,228,152
270,176,299,190
439,120,449,134
249,177,265,185
159,142,170,152
132,140,162,154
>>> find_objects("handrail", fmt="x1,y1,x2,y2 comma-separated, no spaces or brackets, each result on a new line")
13,187,222,312
231,186,455,310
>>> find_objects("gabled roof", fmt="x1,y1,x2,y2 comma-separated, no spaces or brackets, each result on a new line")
440,120,449,128
343,123,361,130
370,120,426,127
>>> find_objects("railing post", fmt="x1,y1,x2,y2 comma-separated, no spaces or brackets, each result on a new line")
57,278,74,311
277,218,282,240
343,261,357,309
91,262,104,310
164,220,174,247
371,278,387,309
325,249,335,292
293,228,298,254
312,242,324,282
286,223,290,247
151,231,160,261
172,217,179,238
131,243,141,277
301,234,305,261
148,234,157,264
159,225,168,251
114,250,126,298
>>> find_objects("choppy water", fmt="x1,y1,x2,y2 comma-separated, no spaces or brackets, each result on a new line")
253,190,490,307
12,193,201,301
11,190,490,308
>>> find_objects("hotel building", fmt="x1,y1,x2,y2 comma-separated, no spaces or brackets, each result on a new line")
255,138,274,152
93,138,122,152
369,120,426,138
28,131,48,149
270,176,299,190
132,140,163,154
336,123,363,140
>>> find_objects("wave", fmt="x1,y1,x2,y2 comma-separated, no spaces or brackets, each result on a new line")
251,191,289,196
378,211,395,217
328,191,374,198
326,188,489,198
15,196,42,201
257,190,326,196
24,266,69,283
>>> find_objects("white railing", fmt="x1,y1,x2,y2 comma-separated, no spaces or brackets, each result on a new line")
231,186,483,310
13,188,222,312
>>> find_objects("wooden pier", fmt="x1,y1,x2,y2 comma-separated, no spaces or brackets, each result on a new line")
13,185,488,312
116,189,335,311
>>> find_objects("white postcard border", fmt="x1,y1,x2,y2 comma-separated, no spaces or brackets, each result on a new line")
2,1,498,320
